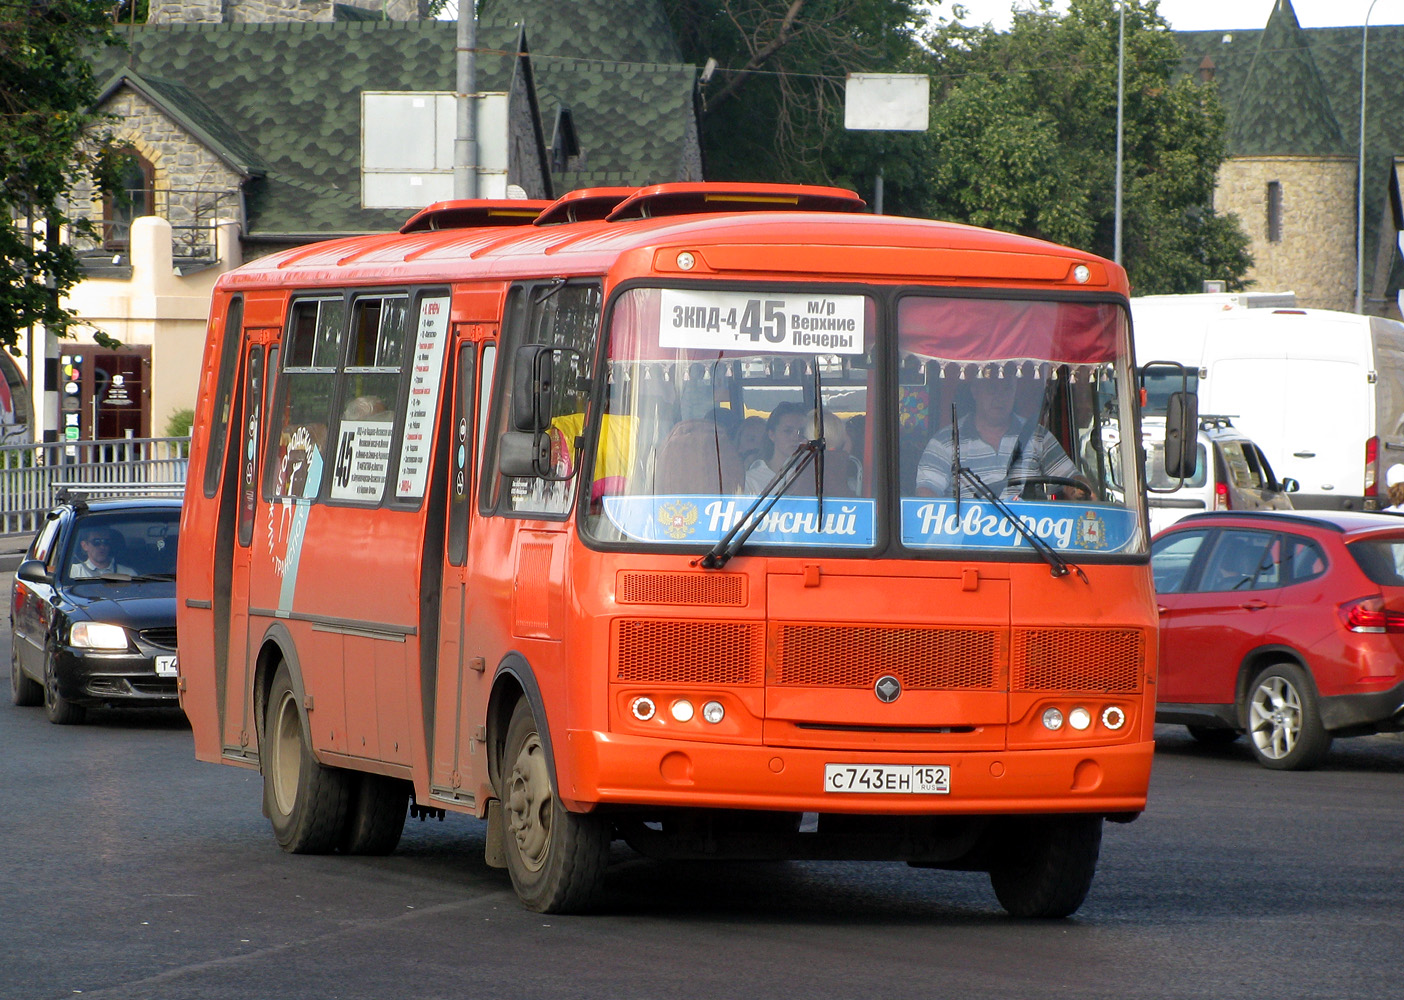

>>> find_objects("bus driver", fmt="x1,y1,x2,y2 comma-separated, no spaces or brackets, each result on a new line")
915,367,1088,500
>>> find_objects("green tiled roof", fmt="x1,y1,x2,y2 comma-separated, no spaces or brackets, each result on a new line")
95,70,268,177
481,0,698,189
1229,0,1345,156
1176,0,1404,305
91,22,529,237
88,10,698,239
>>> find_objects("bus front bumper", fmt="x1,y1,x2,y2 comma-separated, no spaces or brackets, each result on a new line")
561,730,1153,816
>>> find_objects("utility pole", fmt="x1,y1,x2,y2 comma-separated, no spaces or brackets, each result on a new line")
454,1,479,199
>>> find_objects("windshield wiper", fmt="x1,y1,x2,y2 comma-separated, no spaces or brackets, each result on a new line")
128,573,175,582
695,439,824,569
955,465,1088,583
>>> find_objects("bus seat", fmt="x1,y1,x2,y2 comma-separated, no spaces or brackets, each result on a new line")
654,420,741,495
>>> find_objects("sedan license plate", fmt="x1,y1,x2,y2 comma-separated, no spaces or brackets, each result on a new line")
155,655,178,678
824,764,950,795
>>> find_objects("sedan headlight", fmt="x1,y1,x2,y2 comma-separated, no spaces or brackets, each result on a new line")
70,621,130,650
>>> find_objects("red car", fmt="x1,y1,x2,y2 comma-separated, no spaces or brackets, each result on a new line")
1151,510,1404,769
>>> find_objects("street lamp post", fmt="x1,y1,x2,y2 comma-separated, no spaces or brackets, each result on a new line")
1114,2,1125,266
1357,0,1387,315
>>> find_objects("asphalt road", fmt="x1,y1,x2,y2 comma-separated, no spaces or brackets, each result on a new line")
3,571,1402,1000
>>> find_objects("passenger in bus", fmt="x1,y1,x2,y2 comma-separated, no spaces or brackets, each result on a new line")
807,410,862,496
743,400,809,493
915,367,1088,500
70,528,136,578
733,416,767,470
343,395,388,420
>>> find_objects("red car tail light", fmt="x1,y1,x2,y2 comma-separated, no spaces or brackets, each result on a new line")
1365,436,1379,497
1339,596,1404,633
1214,481,1231,510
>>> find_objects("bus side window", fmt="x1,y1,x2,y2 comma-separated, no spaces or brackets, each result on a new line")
447,343,476,566
202,295,244,498
489,282,602,517
268,298,343,502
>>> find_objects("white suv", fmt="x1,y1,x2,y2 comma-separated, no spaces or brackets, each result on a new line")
1142,416,1296,534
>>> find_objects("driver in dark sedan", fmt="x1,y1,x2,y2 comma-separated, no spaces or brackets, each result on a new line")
915,365,1089,500
70,528,136,578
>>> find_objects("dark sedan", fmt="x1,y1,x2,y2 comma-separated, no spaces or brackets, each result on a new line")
9,495,180,724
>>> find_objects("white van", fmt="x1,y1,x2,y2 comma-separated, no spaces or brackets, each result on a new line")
1132,297,1404,511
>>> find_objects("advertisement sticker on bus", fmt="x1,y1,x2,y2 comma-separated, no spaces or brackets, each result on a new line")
395,295,451,499
900,499,1137,552
658,289,865,355
330,419,394,501
603,494,877,546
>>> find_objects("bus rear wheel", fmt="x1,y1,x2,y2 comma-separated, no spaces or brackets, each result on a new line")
500,699,609,913
988,815,1102,918
341,774,409,855
263,664,350,853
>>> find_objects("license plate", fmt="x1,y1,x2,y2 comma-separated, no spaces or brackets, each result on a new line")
824,764,950,794
155,655,178,678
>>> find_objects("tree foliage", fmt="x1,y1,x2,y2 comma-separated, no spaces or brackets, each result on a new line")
918,0,1252,293
0,1,124,352
660,0,926,182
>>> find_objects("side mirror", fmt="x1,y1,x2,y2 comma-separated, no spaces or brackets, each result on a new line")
511,345,554,433
1281,477,1300,494
1163,389,1200,479
16,559,51,586
498,430,552,478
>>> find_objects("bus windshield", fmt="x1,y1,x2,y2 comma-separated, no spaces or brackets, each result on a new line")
582,286,1143,557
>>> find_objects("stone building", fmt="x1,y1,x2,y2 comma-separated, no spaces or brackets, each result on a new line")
1178,0,1404,316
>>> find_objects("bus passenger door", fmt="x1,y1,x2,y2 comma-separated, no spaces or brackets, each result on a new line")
430,334,493,805
221,332,277,759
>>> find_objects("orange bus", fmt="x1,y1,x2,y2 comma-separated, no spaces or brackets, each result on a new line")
178,182,1189,917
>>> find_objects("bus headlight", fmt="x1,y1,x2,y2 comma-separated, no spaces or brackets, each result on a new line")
670,699,695,723
1102,706,1127,730
630,696,656,721
1042,707,1064,731
1069,707,1092,731
702,701,725,724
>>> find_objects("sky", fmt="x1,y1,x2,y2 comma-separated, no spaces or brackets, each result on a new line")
940,1,1404,31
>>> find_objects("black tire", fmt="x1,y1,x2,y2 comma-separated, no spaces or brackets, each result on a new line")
1187,725,1240,746
11,646,42,707
500,699,610,913
341,774,409,855
43,654,85,725
988,815,1102,918
1244,662,1332,771
262,664,350,853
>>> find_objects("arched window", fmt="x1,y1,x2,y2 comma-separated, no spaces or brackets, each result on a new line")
103,148,156,250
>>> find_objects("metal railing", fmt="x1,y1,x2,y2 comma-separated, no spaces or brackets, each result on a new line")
0,437,190,535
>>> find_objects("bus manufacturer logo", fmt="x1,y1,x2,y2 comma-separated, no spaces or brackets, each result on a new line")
874,675,902,703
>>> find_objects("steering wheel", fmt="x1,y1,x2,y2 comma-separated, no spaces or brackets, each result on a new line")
1005,475,1090,501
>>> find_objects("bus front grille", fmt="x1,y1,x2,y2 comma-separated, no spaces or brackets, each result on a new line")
615,571,747,606
614,619,765,684
769,624,1005,690
1011,628,1144,692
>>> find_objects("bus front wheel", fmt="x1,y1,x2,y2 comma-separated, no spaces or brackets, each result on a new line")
263,664,350,853
988,815,1102,918
500,699,610,913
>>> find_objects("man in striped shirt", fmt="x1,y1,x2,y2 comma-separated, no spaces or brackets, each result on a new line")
915,371,1087,500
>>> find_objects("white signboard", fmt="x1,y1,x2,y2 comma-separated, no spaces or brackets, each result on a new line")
657,289,865,355
395,296,452,499
844,73,930,132
330,419,394,501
